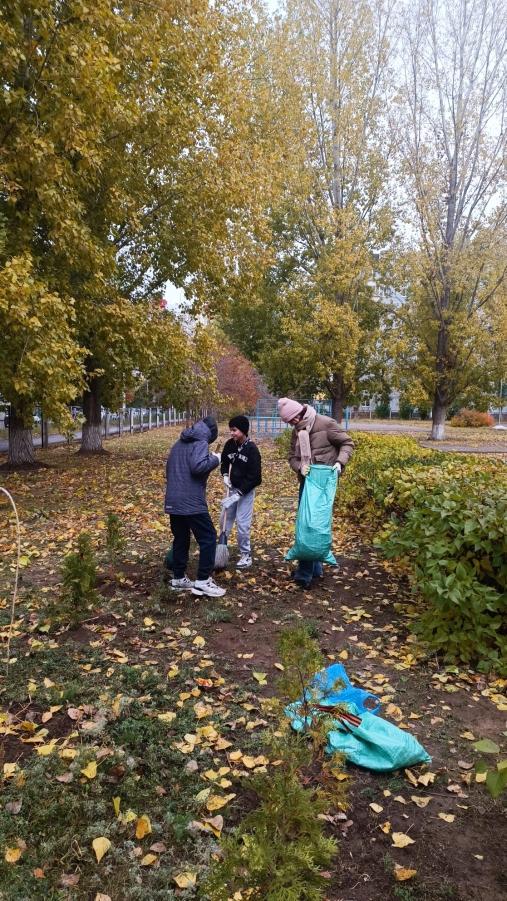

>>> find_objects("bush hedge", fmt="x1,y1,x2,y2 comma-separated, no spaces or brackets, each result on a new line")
342,433,507,673
450,409,495,428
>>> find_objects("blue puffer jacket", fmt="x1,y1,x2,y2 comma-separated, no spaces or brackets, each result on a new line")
164,420,219,516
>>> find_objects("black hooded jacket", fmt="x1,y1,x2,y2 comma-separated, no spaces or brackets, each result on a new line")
220,437,262,496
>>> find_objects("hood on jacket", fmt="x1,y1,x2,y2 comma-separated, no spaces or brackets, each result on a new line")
180,419,215,444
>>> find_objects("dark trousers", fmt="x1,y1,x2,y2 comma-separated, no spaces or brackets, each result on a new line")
294,477,323,585
170,512,217,581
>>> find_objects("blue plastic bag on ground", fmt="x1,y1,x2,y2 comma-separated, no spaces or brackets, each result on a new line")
285,464,338,564
286,664,431,771
288,664,381,730
326,705,432,771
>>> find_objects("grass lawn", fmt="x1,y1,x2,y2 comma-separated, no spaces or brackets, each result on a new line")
0,429,506,900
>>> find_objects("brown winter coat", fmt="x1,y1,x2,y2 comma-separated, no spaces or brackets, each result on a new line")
288,413,354,475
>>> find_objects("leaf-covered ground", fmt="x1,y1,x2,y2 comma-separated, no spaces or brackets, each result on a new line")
0,430,506,900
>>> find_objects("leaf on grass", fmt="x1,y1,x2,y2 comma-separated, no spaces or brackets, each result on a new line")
140,853,157,866
113,796,121,817
369,803,384,814
36,741,57,756
438,813,455,823
392,832,415,848
157,712,177,724
253,672,267,685
173,872,197,888
135,815,152,839
380,820,391,834
460,731,476,741
95,894,112,901
4,847,22,864
394,865,417,881
193,635,206,647
92,837,111,863
81,761,97,779
206,793,236,812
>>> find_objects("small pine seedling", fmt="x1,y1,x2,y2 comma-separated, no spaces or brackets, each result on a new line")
61,532,97,625
105,512,125,563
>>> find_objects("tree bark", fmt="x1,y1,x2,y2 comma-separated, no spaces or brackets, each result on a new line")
430,319,449,440
6,404,36,467
80,377,105,454
430,395,447,440
329,374,345,423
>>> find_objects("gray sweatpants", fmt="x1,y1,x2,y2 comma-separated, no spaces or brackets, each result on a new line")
225,490,255,555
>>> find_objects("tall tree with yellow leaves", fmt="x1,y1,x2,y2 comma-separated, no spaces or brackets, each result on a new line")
222,0,396,419
396,0,507,439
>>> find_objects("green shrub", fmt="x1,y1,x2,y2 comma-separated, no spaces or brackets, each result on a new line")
376,461,507,672
339,432,433,518
274,426,292,458
341,435,507,673
450,408,494,427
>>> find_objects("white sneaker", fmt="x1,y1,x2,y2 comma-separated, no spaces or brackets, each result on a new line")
171,576,194,591
192,577,226,597
236,554,252,569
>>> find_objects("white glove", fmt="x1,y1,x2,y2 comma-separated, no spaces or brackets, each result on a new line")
333,461,342,473
210,452,221,463
221,492,240,509
301,463,310,476
223,474,232,488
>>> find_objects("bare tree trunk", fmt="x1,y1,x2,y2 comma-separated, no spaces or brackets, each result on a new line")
430,319,449,440
6,404,36,467
329,374,345,423
79,377,105,454
430,394,447,440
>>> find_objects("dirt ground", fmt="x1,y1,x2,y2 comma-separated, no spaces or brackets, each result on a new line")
0,429,506,900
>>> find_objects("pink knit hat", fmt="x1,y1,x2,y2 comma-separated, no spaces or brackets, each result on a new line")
278,397,305,423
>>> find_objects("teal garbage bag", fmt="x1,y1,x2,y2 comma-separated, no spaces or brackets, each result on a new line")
285,464,338,564
286,665,431,772
325,705,431,771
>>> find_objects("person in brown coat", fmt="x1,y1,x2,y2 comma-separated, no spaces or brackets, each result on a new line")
278,397,354,587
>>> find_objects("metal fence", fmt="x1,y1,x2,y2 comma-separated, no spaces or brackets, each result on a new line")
0,404,196,451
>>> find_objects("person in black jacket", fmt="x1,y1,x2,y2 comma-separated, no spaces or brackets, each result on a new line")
220,415,262,568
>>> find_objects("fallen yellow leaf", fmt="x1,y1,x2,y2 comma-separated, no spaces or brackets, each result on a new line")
135,814,152,839
394,865,417,881
36,741,57,756
206,793,236,812
380,820,391,834
253,672,267,685
157,712,177,724
92,837,111,863
417,772,436,786
369,803,384,814
173,872,197,888
81,761,97,779
140,853,158,866
392,832,415,848
113,796,121,817
4,847,22,864
438,813,455,823
411,795,431,808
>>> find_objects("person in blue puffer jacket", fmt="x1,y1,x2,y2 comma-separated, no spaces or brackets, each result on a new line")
164,416,226,598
